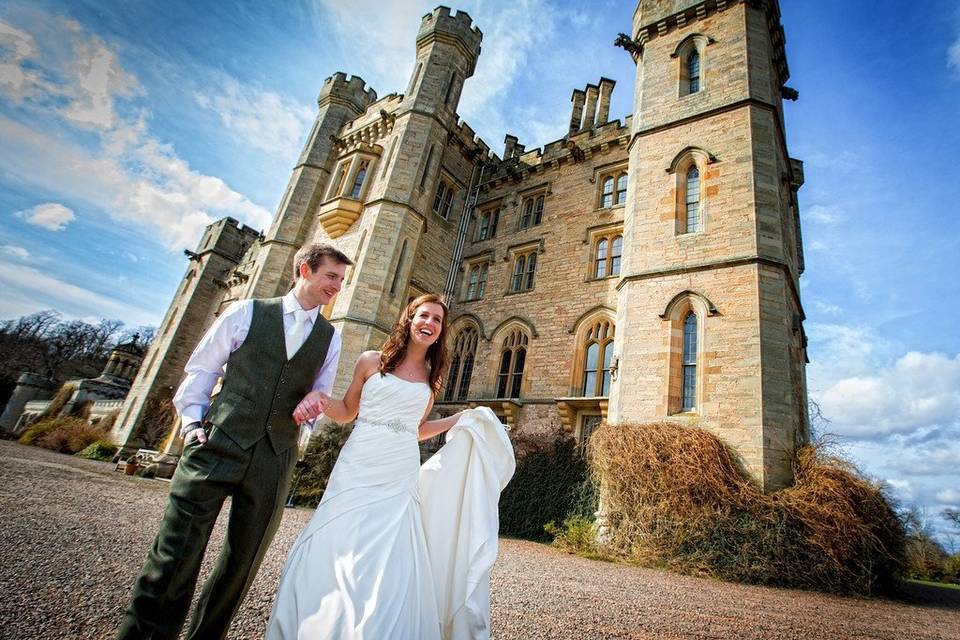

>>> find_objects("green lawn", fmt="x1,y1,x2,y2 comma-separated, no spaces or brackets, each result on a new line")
907,579,960,591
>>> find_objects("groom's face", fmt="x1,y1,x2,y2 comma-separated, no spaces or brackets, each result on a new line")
296,257,346,309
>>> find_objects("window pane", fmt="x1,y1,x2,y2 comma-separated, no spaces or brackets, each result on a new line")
350,165,367,198
534,195,544,224
682,365,696,410
686,203,700,233
512,256,525,292
611,235,622,276
433,182,446,214
442,186,454,219
510,348,526,397
683,313,697,364
601,177,613,208
521,200,532,228
478,265,487,298
688,51,700,94
585,342,599,371
466,268,478,299
686,168,700,233
595,239,608,278
457,353,474,400
583,372,597,397
616,173,628,204
478,212,489,240
445,355,460,400
497,350,511,397
525,253,537,289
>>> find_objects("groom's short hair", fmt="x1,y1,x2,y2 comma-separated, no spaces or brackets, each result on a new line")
292,243,353,282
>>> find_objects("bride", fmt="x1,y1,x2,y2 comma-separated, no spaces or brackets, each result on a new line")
266,294,515,640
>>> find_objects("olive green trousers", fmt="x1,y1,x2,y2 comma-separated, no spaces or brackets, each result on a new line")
116,427,296,640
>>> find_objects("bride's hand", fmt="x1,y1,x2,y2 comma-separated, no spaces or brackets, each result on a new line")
293,390,330,424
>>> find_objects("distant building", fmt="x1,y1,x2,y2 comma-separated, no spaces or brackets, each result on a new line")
112,0,808,490
1,339,144,435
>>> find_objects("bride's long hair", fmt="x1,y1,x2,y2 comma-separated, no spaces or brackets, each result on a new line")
379,294,449,394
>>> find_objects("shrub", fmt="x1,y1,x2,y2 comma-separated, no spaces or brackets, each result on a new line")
37,383,76,421
75,439,119,461
289,422,353,507
498,435,597,541
545,516,601,557
590,421,905,595
18,418,60,446
32,417,105,454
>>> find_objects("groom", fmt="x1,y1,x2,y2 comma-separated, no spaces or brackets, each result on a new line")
117,243,351,640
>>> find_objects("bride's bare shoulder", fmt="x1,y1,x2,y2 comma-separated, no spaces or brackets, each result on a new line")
355,351,381,375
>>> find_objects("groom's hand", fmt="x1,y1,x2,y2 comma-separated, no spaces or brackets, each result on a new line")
182,422,207,444
293,390,330,425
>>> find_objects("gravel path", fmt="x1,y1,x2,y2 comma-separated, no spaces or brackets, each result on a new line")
1,440,957,639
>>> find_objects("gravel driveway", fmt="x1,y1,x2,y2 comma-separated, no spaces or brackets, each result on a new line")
1,440,957,639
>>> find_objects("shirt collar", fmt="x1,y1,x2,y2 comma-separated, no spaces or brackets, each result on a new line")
282,291,320,323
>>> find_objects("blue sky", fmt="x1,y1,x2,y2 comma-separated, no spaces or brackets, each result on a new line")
1,1,958,543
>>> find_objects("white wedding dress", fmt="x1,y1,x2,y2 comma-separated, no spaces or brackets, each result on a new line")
266,372,515,640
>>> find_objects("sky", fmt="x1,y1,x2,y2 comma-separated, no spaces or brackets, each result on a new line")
1,0,958,543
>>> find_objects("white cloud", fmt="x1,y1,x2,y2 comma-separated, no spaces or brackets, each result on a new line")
0,17,271,250
14,202,75,231
811,300,842,316
818,351,960,438
0,19,44,101
195,76,313,158
937,488,960,505
805,203,841,225
0,244,30,259
0,257,159,325
58,31,141,129
948,37,960,74
314,0,558,149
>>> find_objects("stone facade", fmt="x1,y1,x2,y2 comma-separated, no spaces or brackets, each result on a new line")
112,1,808,490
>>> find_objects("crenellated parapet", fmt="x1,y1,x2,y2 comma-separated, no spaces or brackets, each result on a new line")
478,117,631,190
417,6,483,76
318,72,378,114
629,0,789,85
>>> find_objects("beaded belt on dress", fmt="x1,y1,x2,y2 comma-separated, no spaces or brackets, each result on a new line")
354,417,418,436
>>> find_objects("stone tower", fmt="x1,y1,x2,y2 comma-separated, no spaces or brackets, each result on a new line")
111,218,260,450
608,0,807,490
305,7,484,396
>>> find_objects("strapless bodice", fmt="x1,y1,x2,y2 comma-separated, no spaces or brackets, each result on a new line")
355,372,432,436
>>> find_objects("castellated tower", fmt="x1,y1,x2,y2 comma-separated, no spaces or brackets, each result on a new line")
298,7,486,401
111,218,260,452
608,0,807,490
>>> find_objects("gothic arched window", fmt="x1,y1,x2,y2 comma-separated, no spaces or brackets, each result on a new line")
350,161,369,199
496,329,528,398
687,50,701,94
581,319,615,396
685,166,701,233
445,327,478,401
681,312,697,411
600,176,614,208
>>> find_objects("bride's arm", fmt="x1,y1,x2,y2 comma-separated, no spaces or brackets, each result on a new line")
417,390,466,441
294,351,379,424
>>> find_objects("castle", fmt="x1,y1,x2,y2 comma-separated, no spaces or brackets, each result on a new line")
109,0,808,490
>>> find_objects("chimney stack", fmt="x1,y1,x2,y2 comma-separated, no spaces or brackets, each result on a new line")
569,89,586,135
597,77,616,126
503,134,518,159
582,84,599,131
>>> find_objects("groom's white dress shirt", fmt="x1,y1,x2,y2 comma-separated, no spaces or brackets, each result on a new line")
173,291,341,431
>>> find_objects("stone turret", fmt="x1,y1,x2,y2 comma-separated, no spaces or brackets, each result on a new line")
110,217,260,453
405,7,482,116
0,373,55,436
610,0,806,491
245,73,378,299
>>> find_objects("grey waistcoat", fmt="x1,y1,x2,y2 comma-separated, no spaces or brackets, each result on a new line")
203,297,335,454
